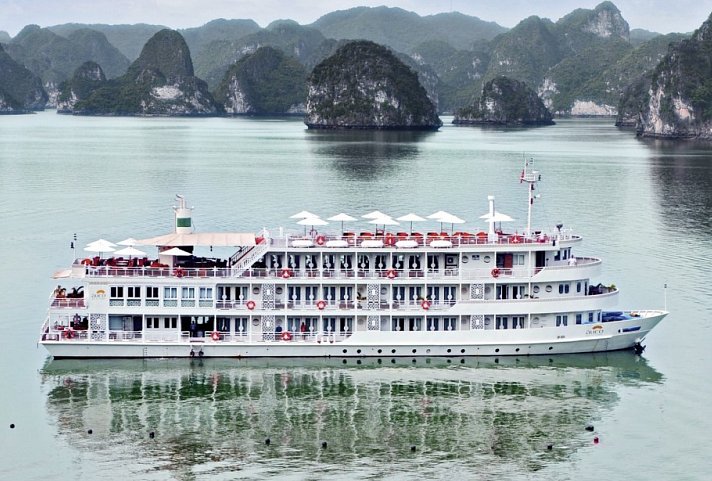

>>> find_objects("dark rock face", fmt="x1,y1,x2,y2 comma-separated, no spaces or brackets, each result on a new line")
56,61,106,113
214,46,307,114
453,76,554,126
0,44,48,113
59,29,219,116
305,40,441,130
637,13,712,139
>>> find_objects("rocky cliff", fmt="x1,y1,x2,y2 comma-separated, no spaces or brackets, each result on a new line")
636,13,712,139
305,41,441,130
61,29,219,115
0,44,47,113
213,46,307,114
453,76,554,125
56,61,106,113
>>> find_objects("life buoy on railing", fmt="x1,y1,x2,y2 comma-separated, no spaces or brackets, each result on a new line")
316,300,327,310
511,235,523,244
281,331,292,341
175,267,185,278
421,300,431,310
246,300,256,310
81,258,92,266
281,268,292,279
62,329,75,339
384,235,396,246
387,269,397,280
211,331,220,341
491,268,501,278
316,235,326,246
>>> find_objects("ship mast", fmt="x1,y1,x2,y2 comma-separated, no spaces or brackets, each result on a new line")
520,157,540,237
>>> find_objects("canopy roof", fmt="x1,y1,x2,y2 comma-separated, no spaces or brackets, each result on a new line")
137,232,256,247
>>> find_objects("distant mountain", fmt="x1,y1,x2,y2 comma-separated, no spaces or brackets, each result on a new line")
309,6,506,53
636,13,712,139
629,28,661,46
454,76,554,125
180,18,261,57
0,43,48,112
62,29,219,116
50,23,166,60
305,40,441,130
214,46,307,114
194,21,330,89
0,31,10,43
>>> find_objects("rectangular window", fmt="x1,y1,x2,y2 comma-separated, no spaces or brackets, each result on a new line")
556,315,562,327
110,286,124,298
147,316,161,329
576,314,582,325
513,254,525,265
146,286,159,298
589,312,594,323
199,287,213,300
577,282,582,293
565,284,570,294
164,287,177,299
127,286,141,298
443,286,457,303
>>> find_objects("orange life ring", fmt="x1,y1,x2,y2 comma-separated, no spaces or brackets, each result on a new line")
491,268,500,278
281,331,292,341
421,300,431,310
211,331,220,341
316,300,326,310
81,258,92,266
246,300,256,310
281,268,292,279
316,235,326,246
387,269,397,279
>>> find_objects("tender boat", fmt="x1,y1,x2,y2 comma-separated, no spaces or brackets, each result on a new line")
39,160,667,358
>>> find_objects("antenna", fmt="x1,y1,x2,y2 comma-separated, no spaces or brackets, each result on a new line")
664,283,668,312
520,156,541,237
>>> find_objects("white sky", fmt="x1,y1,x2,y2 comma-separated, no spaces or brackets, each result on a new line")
0,0,708,37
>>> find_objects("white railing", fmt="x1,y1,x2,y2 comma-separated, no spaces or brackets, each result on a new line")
231,241,271,277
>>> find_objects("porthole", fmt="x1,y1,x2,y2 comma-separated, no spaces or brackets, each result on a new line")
545,285,553,293
412,349,417,354
447,348,452,353
391,349,396,354
515,348,520,353
533,286,540,294
357,349,362,354
460,348,465,354
252,287,260,294
495,348,500,353
276,287,283,295
548,346,553,351
483,256,491,263
462,257,468,263
377,349,382,354
343,349,347,354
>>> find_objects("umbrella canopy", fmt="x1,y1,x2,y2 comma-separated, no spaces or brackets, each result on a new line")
368,216,399,233
160,247,192,256
429,212,465,232
479,211,514,222
86,238,116,249
84,244,115,254
297,216,328,235
427,210,452,220
290,210,318,219
117,237,141,246
362,210,388,219
327,213,357,233
114,246,147,258
396,213,426,233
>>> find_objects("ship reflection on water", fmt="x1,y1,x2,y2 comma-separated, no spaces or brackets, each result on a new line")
41,353,661,479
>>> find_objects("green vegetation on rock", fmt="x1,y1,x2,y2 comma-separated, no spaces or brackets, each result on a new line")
0,43,47,112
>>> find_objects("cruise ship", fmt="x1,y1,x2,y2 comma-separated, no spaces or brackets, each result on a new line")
39,161,667,358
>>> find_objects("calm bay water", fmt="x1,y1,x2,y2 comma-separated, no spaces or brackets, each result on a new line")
1,112,711,480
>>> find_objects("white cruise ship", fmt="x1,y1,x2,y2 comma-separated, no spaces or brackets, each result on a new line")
39,161,667,359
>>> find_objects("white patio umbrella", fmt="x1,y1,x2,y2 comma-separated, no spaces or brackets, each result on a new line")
117,237,142,246
362,210,388,219
160,247,192,256
427,210,452,220
290,210,318,219
86,238,116,249
327,213,357,233
396,213,426,233
84,244,115,255
368,216,400,233
297,216,329,235
431,212,465,232
479,211,514,223
114,246,147,258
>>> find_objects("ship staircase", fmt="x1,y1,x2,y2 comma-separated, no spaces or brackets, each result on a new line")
230,239,270,277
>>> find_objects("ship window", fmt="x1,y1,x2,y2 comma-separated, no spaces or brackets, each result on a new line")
556,315,568,326
577,282,582,293
164,287,177,299
559,284,570,294
127,286,141,298
589,312,594,323
512,316,524,329
545,285,552,293
483,256,491,263
146,317,160,329
513,254,525,265
146,286,159,299
168,317,177,329
182,287,195,299
471,254,480,260
110,286,123,298
496,316,508,329
533,286,540,294
199,287,213,300
576,314,582,325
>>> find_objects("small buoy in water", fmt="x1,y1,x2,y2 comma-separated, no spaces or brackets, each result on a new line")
149,431,155,439
321,441,327,449
10,424,15,429
547,444,553,451
265,438,271,446
411,445,416,452
594,436,599,444
585,425,594,432
87,429,93,435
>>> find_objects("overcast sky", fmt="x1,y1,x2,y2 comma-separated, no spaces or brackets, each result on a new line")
0,0,708,37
